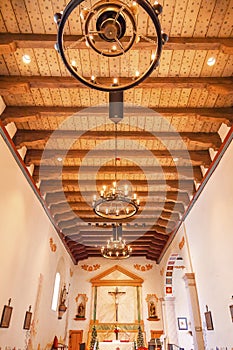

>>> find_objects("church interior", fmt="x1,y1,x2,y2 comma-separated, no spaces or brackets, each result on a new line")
0,0,232,349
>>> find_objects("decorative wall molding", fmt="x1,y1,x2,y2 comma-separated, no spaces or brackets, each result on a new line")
134,264,153,271
49,238,57,252
81,264,101,272
160,268,164,276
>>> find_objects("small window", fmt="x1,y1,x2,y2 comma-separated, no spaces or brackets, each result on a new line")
51,272,61,311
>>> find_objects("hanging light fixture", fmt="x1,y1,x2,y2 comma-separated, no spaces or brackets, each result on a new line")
92,117,140,220
101,225,132,259
54,0,168,92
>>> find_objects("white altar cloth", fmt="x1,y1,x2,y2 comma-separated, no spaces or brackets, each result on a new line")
99,341,134,350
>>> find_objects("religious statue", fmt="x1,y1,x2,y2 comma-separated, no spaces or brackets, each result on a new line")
149,301,156,318
146,294,159,320
76,302,85,318
108,287,126,322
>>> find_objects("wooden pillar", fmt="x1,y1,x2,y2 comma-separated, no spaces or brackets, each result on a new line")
93,286,97,321
136,286,141,322
183,273,205,350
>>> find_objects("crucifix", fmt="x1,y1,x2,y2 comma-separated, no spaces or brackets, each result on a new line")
108,287,126,322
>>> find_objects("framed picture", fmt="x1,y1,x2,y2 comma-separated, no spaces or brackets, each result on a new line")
205,311,214,330
23,310,32,330
229,305,233,322
0,305,13,328
177,317,188,330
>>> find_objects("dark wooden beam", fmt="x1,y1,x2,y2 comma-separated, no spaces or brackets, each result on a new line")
25,148,212,167
1,76,233,95
13,129,222,150
40,180,193,196
0,33,232,53
35,164,201,182
2,106,233,127
53,201,185,222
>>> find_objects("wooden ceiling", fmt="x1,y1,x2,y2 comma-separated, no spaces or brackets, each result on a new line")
0,0,232,264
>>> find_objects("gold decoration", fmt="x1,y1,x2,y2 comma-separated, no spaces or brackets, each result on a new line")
70,268,73,277
134,264,153,271
160,267,164,276
179,236,185,250
49,238,57,252
81,264,101,272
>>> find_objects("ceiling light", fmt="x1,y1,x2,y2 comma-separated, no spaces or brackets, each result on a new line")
207,57,216,66
55,0,167,92
101,225,132,259
22,54,31,64
92,120,140,220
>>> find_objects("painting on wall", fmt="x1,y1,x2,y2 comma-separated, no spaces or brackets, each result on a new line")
177,317,188,330
23,306,32,330
0,300,13,328
229,305,233,322
204,310,214,330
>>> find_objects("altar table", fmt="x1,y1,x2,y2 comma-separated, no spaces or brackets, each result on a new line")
99,341,134,350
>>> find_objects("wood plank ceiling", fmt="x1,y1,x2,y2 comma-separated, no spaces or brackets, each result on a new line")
0,0,232,264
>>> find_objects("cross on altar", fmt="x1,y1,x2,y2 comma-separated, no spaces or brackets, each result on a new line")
108,287,126,322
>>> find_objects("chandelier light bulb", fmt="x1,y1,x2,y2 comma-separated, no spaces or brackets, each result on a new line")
133,193,137,199
113,78,118,85
93,194,97,201
71,60,77,67
112,45,117,51
207,57,216,66
22,54,31,64
151,52,156,60
135,70,140,77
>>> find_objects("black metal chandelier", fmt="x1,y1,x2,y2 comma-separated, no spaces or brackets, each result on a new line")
101,225,132,259
92,116,140,220
54,0,168,92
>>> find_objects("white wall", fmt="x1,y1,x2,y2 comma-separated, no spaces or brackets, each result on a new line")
160,140,233,349
0,135,73,349
184,140,233,349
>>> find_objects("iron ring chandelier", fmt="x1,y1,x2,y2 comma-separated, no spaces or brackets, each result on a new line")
54,0,168,92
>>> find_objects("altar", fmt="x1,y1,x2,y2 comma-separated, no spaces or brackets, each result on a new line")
99,341,134,350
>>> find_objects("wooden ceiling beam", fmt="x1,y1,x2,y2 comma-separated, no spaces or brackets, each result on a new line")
35,164,201,181
2,106,233,127
40,179,193,193
1,76,232,95
48,193,190,213
70,228,169,240
62,223,170,236
0,33,232,53
57,215,175,230
53,200,184,222
25,148,211,167
68,233,168,244
13,129,222,150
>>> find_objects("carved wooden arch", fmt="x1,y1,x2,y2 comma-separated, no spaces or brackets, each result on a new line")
90,264,144,286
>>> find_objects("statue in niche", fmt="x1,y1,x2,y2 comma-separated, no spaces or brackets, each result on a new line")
75,294,88,320
77,302,85,318
146,294,159,320
149,301,156,318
